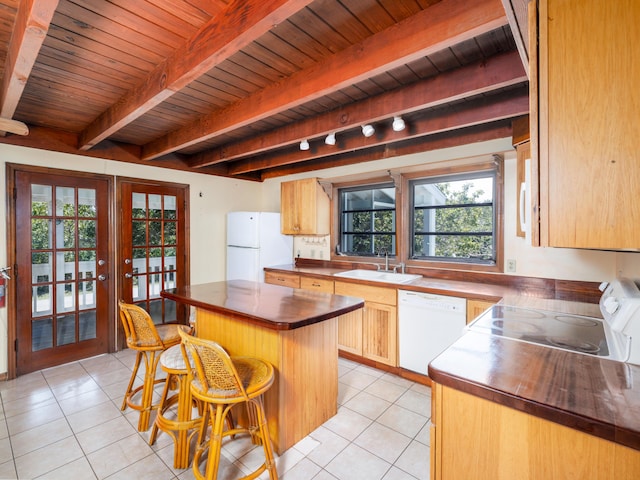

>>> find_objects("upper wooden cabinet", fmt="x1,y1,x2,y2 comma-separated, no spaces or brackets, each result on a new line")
280,178,330,235
533,0,640,249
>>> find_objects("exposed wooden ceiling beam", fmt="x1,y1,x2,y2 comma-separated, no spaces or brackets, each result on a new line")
228,88,529,175
189,50,526,168
0,0,58,133
77,0,314,150
259,121,514,180
142,0,508,161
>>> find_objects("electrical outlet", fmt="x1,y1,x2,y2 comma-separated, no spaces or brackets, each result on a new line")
506,259,516,273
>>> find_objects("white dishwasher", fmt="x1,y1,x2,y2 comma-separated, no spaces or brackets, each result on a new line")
398,290,467,374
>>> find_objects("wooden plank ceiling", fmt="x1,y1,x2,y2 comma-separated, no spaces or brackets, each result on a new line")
0,0,528,181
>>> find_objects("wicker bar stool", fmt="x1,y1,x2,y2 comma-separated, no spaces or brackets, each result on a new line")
178,328,278,480
148,341,203,468
118,301,187,431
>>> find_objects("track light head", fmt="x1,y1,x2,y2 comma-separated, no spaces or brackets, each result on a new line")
325,132,336,145
300,139,309,150
361,124,375,137
392,116,405,132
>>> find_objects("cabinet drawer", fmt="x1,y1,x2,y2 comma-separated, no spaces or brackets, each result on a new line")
300,276,334,293
264,271,300,288
334,281,396,306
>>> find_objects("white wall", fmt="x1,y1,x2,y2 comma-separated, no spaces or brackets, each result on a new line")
3,138,640,375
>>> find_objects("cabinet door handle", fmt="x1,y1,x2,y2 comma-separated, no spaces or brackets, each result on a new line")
519,181,527,233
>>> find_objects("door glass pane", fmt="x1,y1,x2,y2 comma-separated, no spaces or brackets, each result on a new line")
56,252,75,281
79,311,96,340
57,219,75,249
149,194,162,219
148,299,162,324
78,188,96,217
133,275,147,301
79,250,96,281
164,195,176,219
132,221,146,246
57,283,75,313
78,220,96,248
56,314,75,346
79,280,96,310
56,186,75,216
163,222,176,245
132,193,146,218
32,219,52,249
32,318,53,351
149,268,161,299
32,184,52,215
33,252,53,283
149,221,161,245
133,248,147,274
33,285,52,315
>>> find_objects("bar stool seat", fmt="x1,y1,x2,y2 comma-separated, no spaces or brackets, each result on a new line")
178,327,278,480
149,343,203,469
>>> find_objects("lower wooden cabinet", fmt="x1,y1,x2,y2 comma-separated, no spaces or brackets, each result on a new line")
361,301,397,365
336,308,363,356
466,299,495,324
431,383,640,480
335,281,397,366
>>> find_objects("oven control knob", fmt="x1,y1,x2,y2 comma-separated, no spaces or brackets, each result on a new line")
603,296,620,314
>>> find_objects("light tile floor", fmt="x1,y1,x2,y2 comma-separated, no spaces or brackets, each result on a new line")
0,350,431,479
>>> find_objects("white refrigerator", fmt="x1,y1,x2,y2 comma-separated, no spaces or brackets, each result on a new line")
226,211,293,282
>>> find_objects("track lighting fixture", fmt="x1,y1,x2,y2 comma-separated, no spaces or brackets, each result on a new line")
392,116,406,132
300,139,309,150
361,124,375,137
325,132,336,145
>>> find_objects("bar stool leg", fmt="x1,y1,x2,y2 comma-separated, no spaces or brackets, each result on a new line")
254,396,277,479
121,351,142,411
138,351,160,431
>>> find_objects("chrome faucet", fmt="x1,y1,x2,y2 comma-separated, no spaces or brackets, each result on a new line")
394,262,405,274
376,249,391,272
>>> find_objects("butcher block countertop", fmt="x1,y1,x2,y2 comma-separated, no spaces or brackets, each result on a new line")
429,296,640,451
162,279,364,330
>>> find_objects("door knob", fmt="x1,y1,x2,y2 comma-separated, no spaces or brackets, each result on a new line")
98,274,106,281
124,272,133,278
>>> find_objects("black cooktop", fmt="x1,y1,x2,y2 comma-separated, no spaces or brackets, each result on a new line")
467,305,610,357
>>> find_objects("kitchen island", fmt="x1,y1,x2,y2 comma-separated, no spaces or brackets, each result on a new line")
428,297,640,479
161,280,364,454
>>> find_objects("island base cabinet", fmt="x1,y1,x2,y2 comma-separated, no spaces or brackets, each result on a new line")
195,308,339,455
431,383,640,479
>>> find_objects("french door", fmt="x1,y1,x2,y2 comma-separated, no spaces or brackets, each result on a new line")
13,169,112,375
117,179,189,339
